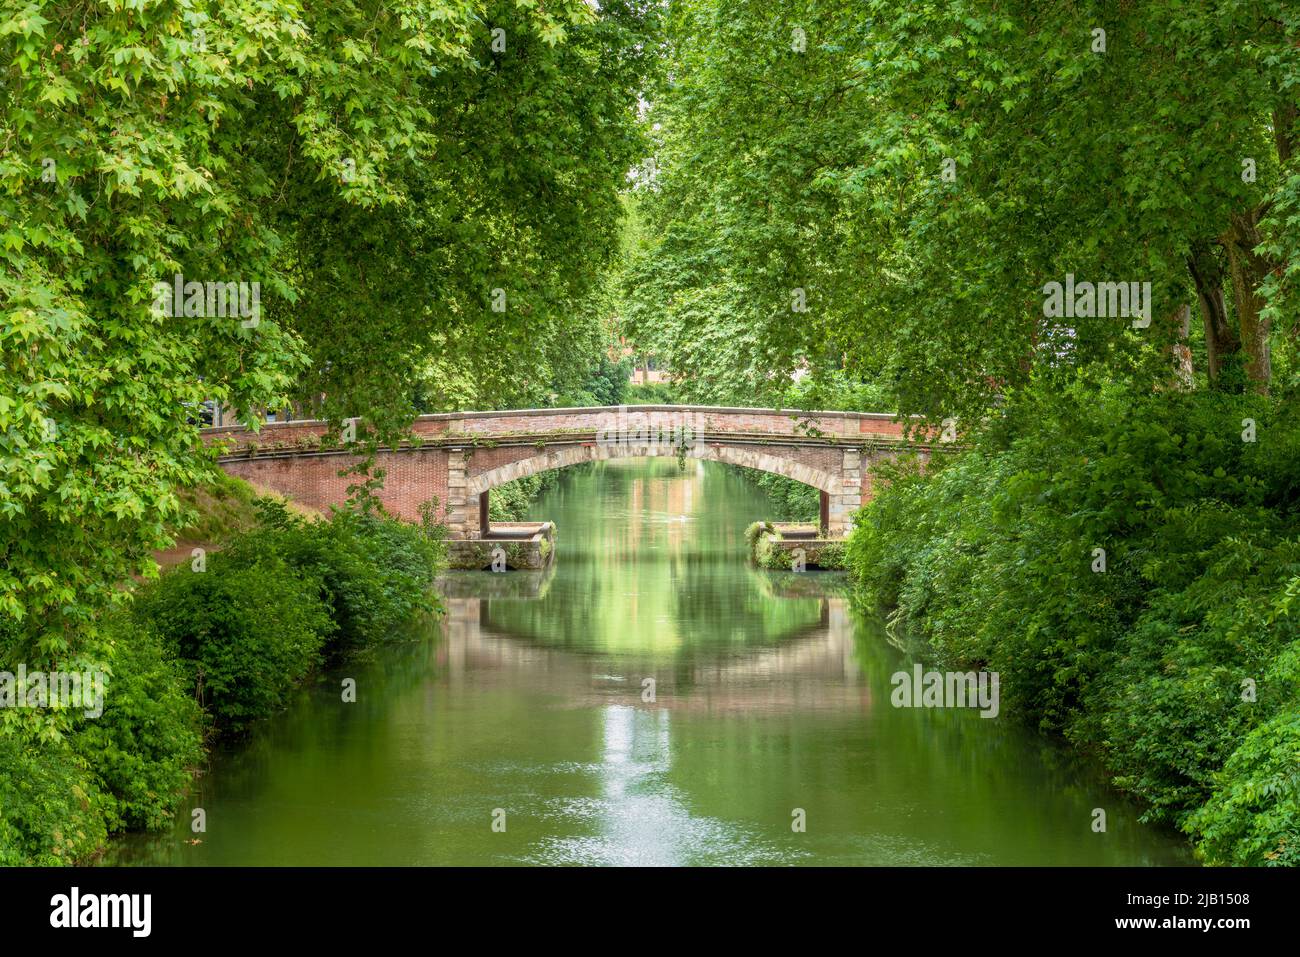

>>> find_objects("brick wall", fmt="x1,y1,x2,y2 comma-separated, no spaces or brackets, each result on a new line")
207,406,927,538
221,447,450,523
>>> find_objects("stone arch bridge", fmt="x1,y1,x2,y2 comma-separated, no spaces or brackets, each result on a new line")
204,405,933,541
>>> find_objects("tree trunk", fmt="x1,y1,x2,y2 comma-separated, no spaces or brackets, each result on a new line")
1165,303,1194,389
1274,102,1298,166
1186,239,1239,385
1221,210,1272,390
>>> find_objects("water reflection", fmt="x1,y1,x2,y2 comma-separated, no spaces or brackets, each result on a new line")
105,458,1193,866
437,592,867,716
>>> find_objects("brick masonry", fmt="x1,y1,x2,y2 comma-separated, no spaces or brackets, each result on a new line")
207,405,933,540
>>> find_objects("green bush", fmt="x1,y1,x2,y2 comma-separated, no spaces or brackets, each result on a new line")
746,521,780,567
70,617,204,832
846,381,1300,864
0,611,199,862
0,727,107,866
745,520,775,550
137,552,333,734
225,501,443,658
1186,709,1300,866
817,541,847,570
1182,582,1300,865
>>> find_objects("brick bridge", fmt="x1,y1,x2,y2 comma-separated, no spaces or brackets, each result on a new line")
205,405,933,540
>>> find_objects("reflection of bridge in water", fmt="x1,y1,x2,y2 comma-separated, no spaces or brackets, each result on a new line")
435,592,874,718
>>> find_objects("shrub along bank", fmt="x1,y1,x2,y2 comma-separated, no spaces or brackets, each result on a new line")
488,471,564,523
845,382,1300,865
0,496,445,864
743,470,820,523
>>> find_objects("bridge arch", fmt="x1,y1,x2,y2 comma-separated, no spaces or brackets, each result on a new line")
206,404,925,542
465,441,841,498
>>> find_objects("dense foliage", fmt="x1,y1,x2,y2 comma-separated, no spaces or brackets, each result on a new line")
0,500,443,863
1,0,656,678
71,620,204,833
221,500,445,660
0,728,108,865
0,608,201,864
621,0,1300,414
289,2,659,424
138,549,333,733
847,385,1299,864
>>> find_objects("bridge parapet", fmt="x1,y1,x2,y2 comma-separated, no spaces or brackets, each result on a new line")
203,405,936,542
202,405,915,450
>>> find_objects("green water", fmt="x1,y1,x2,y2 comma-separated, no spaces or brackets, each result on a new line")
108,458,1192,866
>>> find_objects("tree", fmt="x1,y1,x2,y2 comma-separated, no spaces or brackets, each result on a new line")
277,1,659,429
0,0,642,671
623,0,1300,420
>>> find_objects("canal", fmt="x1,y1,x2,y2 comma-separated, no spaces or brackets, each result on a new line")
108,458,1192,865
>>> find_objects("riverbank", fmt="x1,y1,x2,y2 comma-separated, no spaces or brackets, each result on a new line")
0,487,445,865
103,457,1192,866
844,385,1300,866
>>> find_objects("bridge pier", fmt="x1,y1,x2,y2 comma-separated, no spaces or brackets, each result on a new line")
445,449,469,538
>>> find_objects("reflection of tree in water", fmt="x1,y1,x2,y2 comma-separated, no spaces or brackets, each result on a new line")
106,460,1194,867
480,458,827,662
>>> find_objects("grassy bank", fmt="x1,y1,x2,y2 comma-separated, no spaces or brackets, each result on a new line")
0,486,445,865
845,383,1300,866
